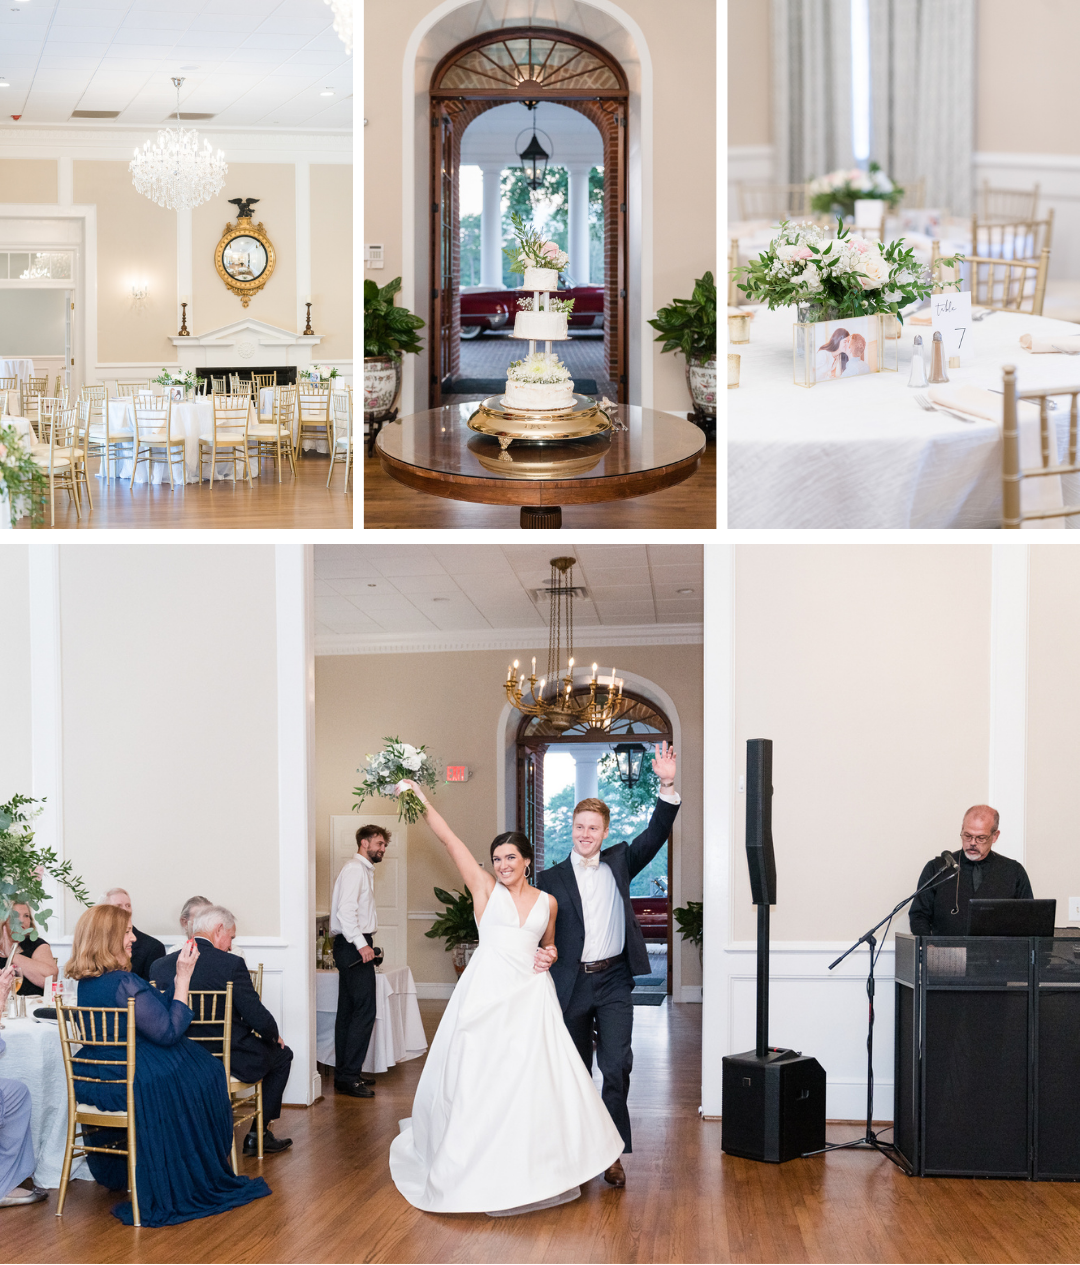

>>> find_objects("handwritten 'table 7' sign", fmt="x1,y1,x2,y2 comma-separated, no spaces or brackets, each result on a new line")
930,291,973,366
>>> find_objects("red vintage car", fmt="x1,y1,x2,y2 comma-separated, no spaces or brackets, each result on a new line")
631,896,669,942
459,281,605,339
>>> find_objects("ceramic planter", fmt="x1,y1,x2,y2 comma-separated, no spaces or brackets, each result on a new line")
686,355,717,417
364,354,402,421
451,941,479,977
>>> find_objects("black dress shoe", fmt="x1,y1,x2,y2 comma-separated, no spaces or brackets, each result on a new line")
334,1078,374,1098
244,1128,292,1156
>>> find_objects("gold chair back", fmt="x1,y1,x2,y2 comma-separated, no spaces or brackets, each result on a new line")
0,375,16,390
978,180,1039,222
187,983,264,1171
895,177,927,210
249,963,264,997
297,387,332,456
328,388,353,492
737,182,809,221
970,209,1054,264
116,381,149,397
55,997,140,1227
252,372,276,390
1002,365,1080,528
22,376,49,426
965,246,1050,316
211,375,226,394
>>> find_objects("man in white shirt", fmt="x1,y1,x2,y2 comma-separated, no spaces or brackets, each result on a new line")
329,824,388,1099
535,742,680,1189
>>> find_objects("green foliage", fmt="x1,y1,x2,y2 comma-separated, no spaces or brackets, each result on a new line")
809,162,904,219
648,272,717,362
425,886,479,949
672,900,703,949
0,794,91,939
588,165,604,284
0,421,47,527
364,276,425,359
460,211,481,287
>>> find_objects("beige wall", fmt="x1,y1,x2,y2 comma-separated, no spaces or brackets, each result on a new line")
732,545,994,941
364,0,715,413
315,642,704,988
728,0,771,146
0,159,57,203
73,161,178,365
0,547,32,804
310,164,353,360
192,164,297,336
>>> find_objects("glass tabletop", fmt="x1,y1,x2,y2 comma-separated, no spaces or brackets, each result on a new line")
376,403,706,483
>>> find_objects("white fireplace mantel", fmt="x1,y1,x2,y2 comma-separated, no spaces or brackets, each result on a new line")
170,318,322,370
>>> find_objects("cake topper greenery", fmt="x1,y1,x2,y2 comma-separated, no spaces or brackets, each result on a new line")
503,212,570,276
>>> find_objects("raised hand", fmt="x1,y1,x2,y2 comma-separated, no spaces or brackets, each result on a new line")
652,741,677,786
176,939,200,981
395,778,428,805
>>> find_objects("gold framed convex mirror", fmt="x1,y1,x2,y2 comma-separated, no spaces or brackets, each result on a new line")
215,197,275,306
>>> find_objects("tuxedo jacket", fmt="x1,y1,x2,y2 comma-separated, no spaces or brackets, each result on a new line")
150,938,281,1084
129,925,166,982
536,797,679,1010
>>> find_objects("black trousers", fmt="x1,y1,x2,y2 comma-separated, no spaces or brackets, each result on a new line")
333,933,376,1080
563,956,635,1153
257,1041,294,1124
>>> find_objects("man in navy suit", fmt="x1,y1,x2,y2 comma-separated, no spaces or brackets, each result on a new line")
151,904,294,1155
535,741,679,1189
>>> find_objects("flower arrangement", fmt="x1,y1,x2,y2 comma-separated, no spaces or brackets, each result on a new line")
506,352,572,384
152,368,197,391
517,295,575,314
503,211,569,275
734,221,962,322
303,364,339,384
0,421,46,528
353,737,438,824
808,162,903,219
1,794,91,938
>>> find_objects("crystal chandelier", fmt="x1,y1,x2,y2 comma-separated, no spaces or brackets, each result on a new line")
325,0,354,55
504,557,635,733
129,78,228,211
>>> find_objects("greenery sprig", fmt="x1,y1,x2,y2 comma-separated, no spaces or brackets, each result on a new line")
648,272,717,361
1,794,91,939
0,422,47,528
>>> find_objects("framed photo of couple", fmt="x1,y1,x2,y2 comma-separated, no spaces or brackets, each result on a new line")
793,313,899,388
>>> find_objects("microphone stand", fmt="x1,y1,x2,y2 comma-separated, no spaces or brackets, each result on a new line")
801,862,959,1172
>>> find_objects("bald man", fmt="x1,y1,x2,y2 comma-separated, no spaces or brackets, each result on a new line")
103,889,166,981
909,805,1033,936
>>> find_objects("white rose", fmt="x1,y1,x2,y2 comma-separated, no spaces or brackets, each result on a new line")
403,754,423,771
400,743,417,758
855,248,891,290
797,263,823,292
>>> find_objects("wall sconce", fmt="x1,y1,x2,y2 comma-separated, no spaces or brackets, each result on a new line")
131,283,149,301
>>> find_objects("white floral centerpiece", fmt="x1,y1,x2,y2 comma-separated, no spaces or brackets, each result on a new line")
152,368,197,393
353,737,437,823
303,363,340,385
506,352,572,385
809,162,903,219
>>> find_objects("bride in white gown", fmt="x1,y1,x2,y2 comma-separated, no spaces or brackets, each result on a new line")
389,781,624,1215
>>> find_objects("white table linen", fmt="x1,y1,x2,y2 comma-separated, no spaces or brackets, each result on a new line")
0,358,35,388
728,305,1080,528
315,967,427,1073
0,1016,91,1188
108,397,259,484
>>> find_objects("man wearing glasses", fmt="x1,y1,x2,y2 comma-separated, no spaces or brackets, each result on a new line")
909,804,1033,935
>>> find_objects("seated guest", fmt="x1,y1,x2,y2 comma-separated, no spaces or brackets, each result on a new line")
66,904,271,1226
0,962,47,1208
102,888,166,982
910,804,1033,936
179,895,212,937
151,905,293,1156
0,903,57,996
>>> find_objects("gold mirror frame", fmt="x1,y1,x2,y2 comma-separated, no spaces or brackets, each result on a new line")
215,219,276,307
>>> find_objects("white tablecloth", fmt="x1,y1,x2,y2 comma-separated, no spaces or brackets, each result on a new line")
728,304,1080,528
0,357,35,388
315,967,427,1074
107,398,260,484
0,1016,91,1188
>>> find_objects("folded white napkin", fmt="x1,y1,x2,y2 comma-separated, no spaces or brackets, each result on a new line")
927,385,1064,527
1019,332,1080,354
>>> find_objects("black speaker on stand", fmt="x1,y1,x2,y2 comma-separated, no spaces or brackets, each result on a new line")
721,739,827,1163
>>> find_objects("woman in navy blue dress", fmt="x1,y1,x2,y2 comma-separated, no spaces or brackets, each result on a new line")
65,904,271,1227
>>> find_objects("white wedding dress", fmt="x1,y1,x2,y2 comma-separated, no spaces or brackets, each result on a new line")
389,882,624,1214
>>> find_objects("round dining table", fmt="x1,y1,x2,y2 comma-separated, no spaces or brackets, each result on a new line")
106,396,262,485
375,401,707,528
728,304,1080,528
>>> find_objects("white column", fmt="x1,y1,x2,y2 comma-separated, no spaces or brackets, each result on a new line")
295,161,311,333
988,544,1029,863
567,164,592,285
57,157,73,207
480,163,503,288
573,755,599,803
29,545,64,938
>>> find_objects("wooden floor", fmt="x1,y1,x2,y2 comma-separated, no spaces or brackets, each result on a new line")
363,437,716,530
13,999,1080,1264
13,453,353,531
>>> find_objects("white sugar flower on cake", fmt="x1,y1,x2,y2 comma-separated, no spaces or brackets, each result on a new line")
507,353,572,384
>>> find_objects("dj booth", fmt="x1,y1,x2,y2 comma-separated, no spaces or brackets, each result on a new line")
894,931,1080,1179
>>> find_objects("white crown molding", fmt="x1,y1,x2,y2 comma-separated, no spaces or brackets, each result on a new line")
0,126,352,165
973,150,1080,173
314,622,705,657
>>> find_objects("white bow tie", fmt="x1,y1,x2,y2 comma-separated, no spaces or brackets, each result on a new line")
574,852,600,870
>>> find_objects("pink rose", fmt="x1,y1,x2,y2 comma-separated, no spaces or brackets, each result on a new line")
793,246,812,259
539,241,561,262
0,443,7,461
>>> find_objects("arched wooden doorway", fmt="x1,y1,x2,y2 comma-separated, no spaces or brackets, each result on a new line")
429,29,629,407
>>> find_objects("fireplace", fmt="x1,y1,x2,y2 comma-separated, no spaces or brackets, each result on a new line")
195,365,298,387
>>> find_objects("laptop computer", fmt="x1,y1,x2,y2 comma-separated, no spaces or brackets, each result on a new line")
968,898,1057,937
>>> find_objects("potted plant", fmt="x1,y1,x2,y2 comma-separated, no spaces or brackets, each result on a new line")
648,272,717,424
364,277,425,425
425,886,479,976
672,899,703,966
0,423,46,529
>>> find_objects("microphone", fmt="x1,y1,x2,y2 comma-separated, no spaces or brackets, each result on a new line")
939,850,959,872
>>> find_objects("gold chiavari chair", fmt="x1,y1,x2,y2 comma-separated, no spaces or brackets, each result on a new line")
130,396,185,489
965,246,1050,316
252,371,276,390
31,403,82,525
83,385,130,482
211,375,226,394
22,375,48,432
895,176,927,209
297,385,331,457
327,386,352,491
970,209,1054,265
185,984,264,1171
231,378,254,398
248,384,296,481
52,374,69,403
248,964,264,998
1002,365,1080,529
55,997,140,1227
737,182,809,221
35,395,63,445
199,393,252,487
115,381,149,398
0,375,16,418
71,398,94,512
978,180,1039,222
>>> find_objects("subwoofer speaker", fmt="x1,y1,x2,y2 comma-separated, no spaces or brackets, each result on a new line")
721,1048,827,1163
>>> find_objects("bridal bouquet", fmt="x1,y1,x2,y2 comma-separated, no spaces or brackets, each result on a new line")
0,422,46,528
503,212,570,275
735,220,962,322
809,161,903,218
353,738,437,823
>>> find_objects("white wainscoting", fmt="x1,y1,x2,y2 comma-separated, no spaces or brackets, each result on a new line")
727,145,776,221
974,152,1080,281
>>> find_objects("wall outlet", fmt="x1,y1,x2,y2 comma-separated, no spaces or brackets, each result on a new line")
1069,897,1080,923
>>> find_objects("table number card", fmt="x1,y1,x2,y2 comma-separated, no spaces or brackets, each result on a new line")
930,290,973,365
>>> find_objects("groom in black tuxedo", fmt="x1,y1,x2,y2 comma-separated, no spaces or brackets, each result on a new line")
535,742,679,1188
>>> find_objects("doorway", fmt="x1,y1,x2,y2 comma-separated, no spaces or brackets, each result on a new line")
429,28,629,408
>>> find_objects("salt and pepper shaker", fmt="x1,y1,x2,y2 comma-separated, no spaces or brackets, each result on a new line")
928,331,950,384
908,335,929,388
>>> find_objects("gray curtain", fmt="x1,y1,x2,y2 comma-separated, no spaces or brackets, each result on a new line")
772,0,854,185
869,0,975,213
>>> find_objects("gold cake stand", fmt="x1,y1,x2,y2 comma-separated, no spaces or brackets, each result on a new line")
467,394,613,451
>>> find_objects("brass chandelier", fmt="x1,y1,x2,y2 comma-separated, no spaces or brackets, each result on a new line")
504,557,635,733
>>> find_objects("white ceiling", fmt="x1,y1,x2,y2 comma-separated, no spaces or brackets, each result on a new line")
314,545,704,637
460,101,602,166
0,0,352,131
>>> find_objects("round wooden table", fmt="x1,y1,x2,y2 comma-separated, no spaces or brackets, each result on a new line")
374,402,707,529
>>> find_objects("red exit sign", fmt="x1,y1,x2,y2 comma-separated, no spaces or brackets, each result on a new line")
445,766,470,782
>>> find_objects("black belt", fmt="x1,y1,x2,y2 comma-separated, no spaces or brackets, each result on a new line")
580,956,619,974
